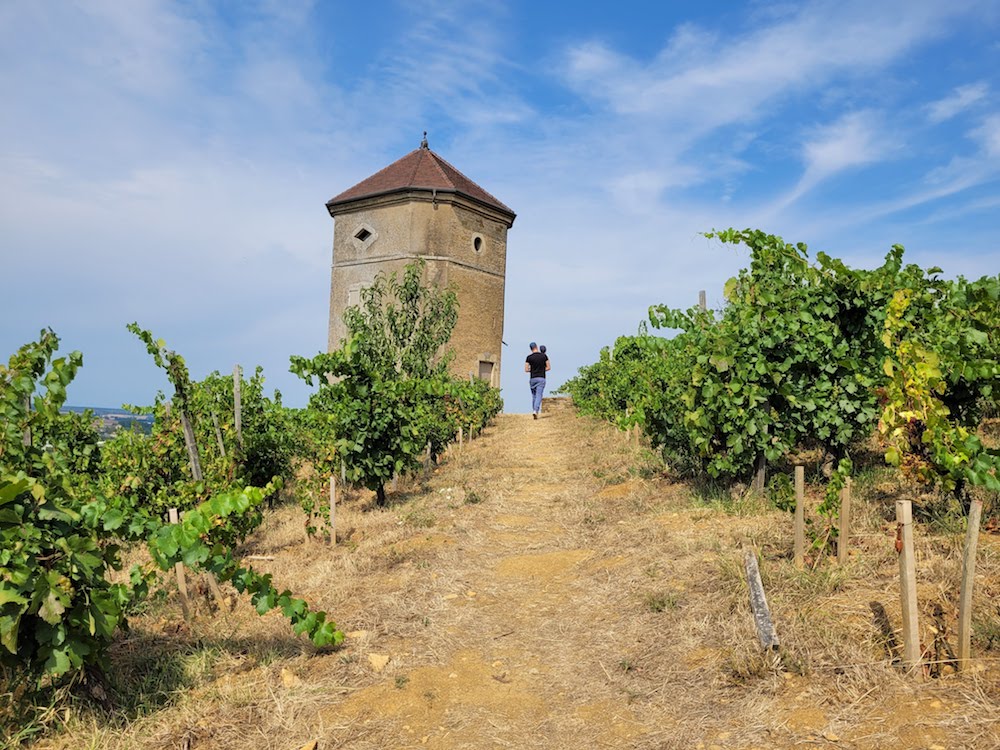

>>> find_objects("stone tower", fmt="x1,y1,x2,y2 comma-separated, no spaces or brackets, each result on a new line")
325,135,516,386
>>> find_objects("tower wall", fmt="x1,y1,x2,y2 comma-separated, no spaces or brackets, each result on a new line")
328,191,508,386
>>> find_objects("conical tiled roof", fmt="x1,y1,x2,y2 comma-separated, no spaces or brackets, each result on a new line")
326,138,515,220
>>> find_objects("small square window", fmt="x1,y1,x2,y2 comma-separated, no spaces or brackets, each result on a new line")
355,228,372,242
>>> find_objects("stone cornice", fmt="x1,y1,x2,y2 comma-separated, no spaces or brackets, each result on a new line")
326,188,516,228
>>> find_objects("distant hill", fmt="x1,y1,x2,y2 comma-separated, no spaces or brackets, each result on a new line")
63,406,155,438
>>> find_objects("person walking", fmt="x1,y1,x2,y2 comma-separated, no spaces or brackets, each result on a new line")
525,342,550,419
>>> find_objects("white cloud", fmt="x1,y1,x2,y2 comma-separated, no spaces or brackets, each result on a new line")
926,82,990,123
768,110,894,210
561,0,978,135
971,114,1000,158
802,111,890,178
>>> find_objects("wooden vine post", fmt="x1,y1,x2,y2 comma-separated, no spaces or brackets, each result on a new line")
22,395,31,447
957,498,984,670
793,466,805,569
211,412,226,457
328,476,337,547
179,412,204,483
168,508,192,621
233,364,244,451
178,410,227,608
895,500,921,670
743,548,780,651
752,450,766,495
837,477,852,565
698,289,707,312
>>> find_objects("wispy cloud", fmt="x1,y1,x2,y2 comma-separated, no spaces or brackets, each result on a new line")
768,110,894,211
774,110,1000,234
560,0,977,134
971,113,1000,157
926,82,990,123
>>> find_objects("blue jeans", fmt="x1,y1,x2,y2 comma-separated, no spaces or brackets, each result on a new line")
529,377,546,413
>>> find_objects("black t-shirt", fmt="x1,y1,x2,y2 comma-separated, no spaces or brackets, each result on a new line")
526,351,548,378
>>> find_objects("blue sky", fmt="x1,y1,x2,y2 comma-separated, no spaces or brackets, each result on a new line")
2,0,999,411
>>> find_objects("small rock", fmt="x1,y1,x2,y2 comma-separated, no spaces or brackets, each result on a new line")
280,668,301,688
368,653,390,672
492,660,503,668
528,668,539,675
448,672,458,678
466,591,477,598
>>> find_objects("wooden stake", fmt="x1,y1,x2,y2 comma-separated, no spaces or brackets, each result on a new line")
837,477,852,565
958,498,983,670
233,365,244,450
179,410,227,608
211,412,226,457
744,548,780,650
22,395,31,447
896,500,921,669
752,452,766,494
169,508,191,621
328,476,337,546
341,462,347,484
204,571,227,607
793,466,805,569
698,289,707,311
179,413,204,482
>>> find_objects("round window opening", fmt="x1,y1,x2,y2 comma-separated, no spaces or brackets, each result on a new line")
473,236,483,253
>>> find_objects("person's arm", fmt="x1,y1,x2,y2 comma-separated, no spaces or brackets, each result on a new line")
545,357,551,372
524,361,530,373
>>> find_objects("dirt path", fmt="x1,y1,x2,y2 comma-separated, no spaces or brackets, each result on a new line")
328,401,667,748
35,400,1000,749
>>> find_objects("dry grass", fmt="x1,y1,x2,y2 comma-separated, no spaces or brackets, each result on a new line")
18,398,1000,749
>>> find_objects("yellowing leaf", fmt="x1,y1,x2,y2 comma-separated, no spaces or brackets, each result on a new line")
38,592,66,625
723,277,738,301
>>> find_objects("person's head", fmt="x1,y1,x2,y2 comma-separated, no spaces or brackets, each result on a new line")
539,345,546,354
529,342,538,352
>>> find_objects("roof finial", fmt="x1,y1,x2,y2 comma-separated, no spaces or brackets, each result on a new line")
420,131,429,149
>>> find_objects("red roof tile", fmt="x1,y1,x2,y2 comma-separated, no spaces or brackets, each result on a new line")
326,142,515,219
